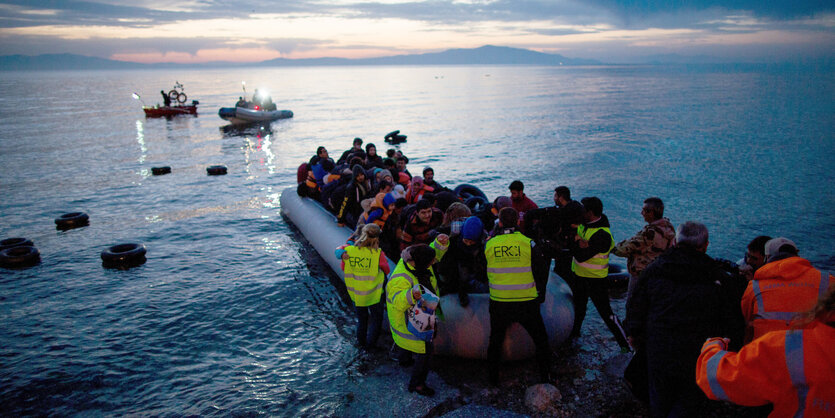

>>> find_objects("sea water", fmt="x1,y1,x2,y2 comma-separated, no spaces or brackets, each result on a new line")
0,64,833,415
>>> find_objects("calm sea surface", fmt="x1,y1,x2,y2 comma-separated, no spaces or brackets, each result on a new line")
1,65,833,415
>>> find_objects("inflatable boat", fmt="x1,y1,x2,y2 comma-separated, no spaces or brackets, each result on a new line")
280,186,576,360
218,106,293,125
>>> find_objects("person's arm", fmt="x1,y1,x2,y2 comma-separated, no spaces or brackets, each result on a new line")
696,335,784,407
378,251,391,275
365,208,384,224
574,229,610,262
613,226,647,257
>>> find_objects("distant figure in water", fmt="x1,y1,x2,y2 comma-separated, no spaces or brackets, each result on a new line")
161,90,171,107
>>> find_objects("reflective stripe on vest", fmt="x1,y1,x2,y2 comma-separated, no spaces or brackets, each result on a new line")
705,349,731,401
344,246,383,306
751,271,831,322
785,330,808,418
391,324,422,341
386,273,415,305
485,231,537,302
572,225,614,278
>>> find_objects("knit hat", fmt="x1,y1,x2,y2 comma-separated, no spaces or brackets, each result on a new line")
764,237,798,259
393,184,406,198
491,196,512,215
383,192,397,208
461,216,483,241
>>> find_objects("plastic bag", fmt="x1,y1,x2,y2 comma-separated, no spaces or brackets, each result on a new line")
405,285,439,342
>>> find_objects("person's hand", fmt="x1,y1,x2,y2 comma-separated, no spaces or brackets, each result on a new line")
412,289,422,301
341,252,349,261
436,234,450,247
577,238,589,248
705,337,730,351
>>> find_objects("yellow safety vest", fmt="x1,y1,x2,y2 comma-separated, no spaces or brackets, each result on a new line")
343,246,384,307
485,231,537,302
571,225,614,278
385,239,447,354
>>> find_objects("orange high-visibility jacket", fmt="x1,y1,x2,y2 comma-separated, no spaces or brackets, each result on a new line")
741,257,831,341
696,321,835,418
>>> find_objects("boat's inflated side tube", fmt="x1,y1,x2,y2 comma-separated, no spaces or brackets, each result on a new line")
218,107,237,119
280,186,574,360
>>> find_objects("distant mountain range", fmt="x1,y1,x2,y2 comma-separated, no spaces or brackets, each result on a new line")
3,45,823,71
1,45,600,71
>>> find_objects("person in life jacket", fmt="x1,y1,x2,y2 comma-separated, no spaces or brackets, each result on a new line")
386,236,449,397
697,283,835,418
405,176,434,204
335,224,391,350
360,192,396,228
741,237,832,343
485,207,552,385
570,196,630,350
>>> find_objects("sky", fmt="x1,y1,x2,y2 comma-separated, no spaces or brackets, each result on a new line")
0,0,833,63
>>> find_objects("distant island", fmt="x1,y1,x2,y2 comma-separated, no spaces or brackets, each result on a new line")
2,45,824,71
0,45,601,71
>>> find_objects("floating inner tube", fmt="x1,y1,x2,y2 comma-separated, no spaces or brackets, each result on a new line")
55,212,90,230
101,243,147,269
385,134,407,143
453,184,488,201
0,246,40,269
207,165,227,175
151,166,171,175
384,130,400,140
0,237,34,251
464,196,490,213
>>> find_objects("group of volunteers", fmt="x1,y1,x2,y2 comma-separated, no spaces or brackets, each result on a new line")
295,138,834,416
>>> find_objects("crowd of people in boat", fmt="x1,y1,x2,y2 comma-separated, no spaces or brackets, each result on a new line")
295,137,835,416
235,89,277,111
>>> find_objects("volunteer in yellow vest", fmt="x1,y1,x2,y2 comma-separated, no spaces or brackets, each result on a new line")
337,224,390,350
386,235,449,397
486,207,552,385
570,197,630,350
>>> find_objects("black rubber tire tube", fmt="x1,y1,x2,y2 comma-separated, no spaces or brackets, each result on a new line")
101,243,147,269
0,246,40,268
0,237,34,251
207,165,227,175
55,212,90,230
151,166,171,175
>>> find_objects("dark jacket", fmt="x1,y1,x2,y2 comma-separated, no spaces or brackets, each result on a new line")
626,246,736,361
436,231,488,296
336,165,372,226
572,214,612,264
524,199,583,257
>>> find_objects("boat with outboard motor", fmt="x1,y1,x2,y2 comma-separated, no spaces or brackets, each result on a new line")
143,103,199,117
218,106,293,125
280,184,583,360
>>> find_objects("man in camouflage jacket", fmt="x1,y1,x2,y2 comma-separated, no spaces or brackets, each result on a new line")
613,197,676,304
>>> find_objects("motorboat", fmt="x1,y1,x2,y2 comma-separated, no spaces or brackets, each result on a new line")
143,102,198,117
218,103,293,125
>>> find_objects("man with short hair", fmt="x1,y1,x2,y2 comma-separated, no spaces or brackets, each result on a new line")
569,197,630,350
337,137,364,165
400,199,443,251
485,207,551,385
508,180,538,218
626,221,737,418
741,237,832,343
421,166,446,192
737,235,771,281
612,197,676,304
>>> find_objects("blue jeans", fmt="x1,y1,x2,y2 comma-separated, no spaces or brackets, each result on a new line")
355,301,383,348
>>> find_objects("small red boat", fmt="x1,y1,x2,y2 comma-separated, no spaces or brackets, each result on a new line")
143,103,198,117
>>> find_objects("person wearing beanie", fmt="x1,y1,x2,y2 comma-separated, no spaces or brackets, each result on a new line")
741,237,833,342
436,216,489,307
361,192,397,228
400,198,443,251
336,165,372,228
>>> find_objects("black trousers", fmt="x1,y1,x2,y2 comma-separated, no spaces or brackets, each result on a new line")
567,271,629,348
398,343,433,389
487,299,551,382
